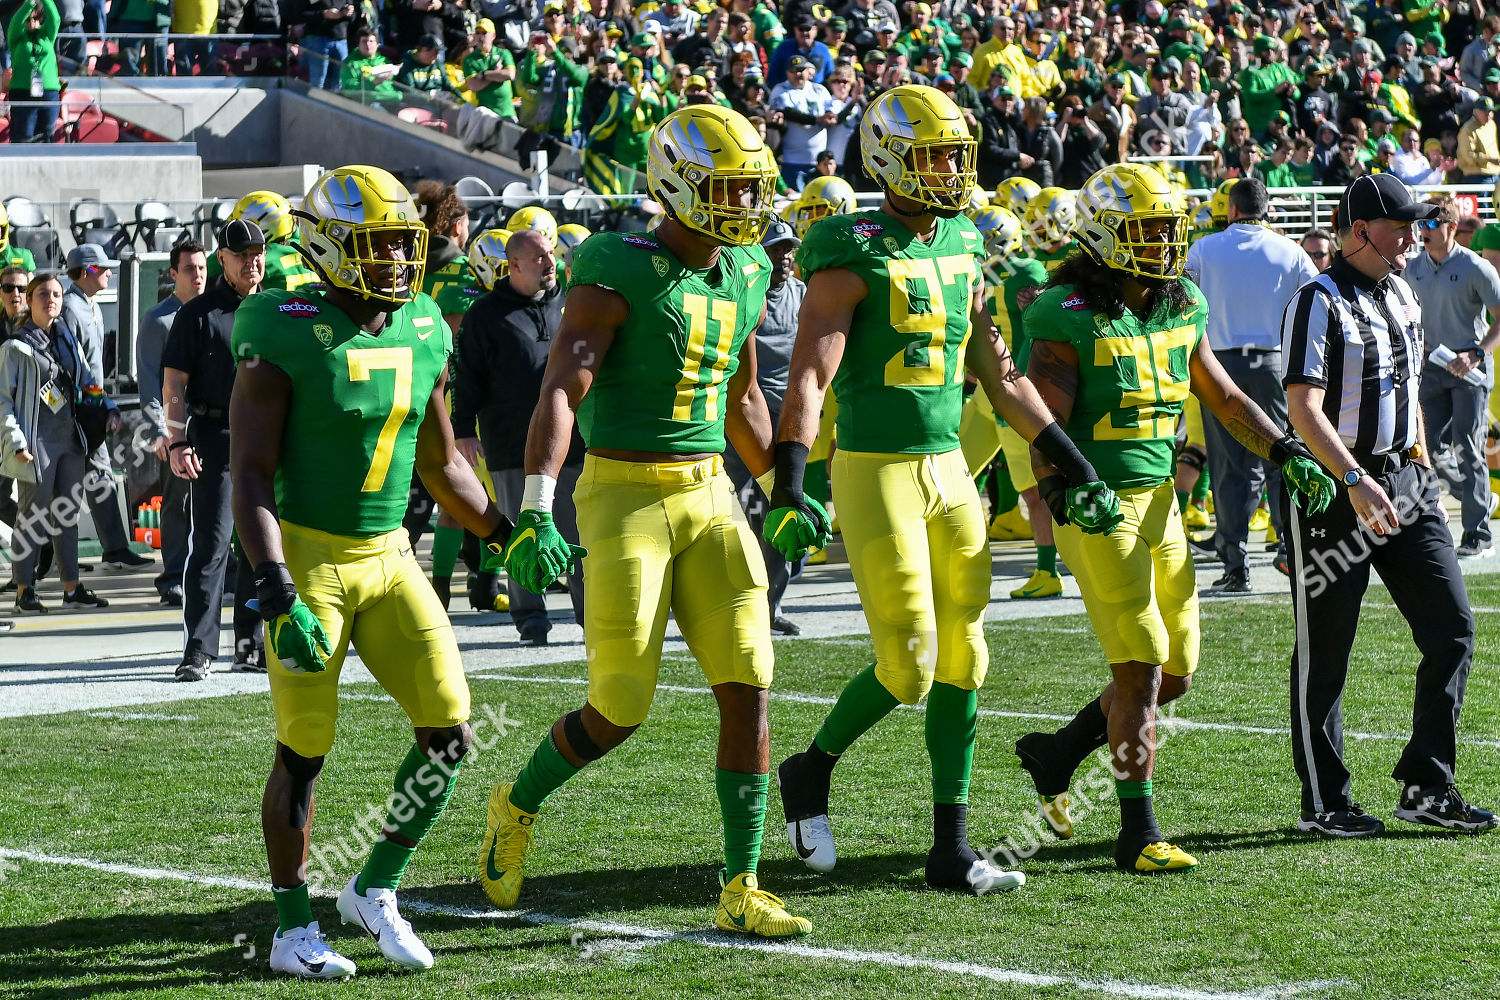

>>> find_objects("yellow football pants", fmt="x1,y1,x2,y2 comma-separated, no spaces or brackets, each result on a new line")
271,521,470,758
958,390,1003,477
833,449,990,704
1053,480,1199,676
575,454,773,728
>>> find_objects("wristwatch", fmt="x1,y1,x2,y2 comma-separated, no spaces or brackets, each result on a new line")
1342,467,1368,487
1468,347,1487,364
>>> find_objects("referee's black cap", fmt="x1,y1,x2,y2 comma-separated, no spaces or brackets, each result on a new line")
1338,173,1440,226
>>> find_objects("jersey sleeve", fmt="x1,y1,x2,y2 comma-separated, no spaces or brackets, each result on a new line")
568,233,633,293
1181,278,1209,352
796,215,866,277
1024,285,1089,346
232,290,302,376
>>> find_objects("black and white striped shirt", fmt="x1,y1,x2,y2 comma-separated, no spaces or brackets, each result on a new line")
1281,254,1423,457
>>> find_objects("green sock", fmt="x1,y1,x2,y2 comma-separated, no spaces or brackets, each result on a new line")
814,663,901,756
993,464,1018,514
1192,468,1210,502
431,524,463,579
510,730,583,815
357,742,464,892
805,459,830,506
1036,544,1057,574
1116,779,1153,798
273,882,314,934
1176,489,1189,510
716,769,769,878
925,682,977,804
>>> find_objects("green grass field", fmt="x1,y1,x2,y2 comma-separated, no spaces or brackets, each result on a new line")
3,575,1498,1000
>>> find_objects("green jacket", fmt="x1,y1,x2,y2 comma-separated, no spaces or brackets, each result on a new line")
1237,61,1299,134
8,0,60,94
341,53,401,104
519,49,588,134
396,51,457,96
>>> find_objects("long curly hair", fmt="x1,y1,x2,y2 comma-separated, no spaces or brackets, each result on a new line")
1047,249,1194,322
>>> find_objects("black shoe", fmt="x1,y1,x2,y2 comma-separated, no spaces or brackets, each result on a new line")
0,580,13,594
1394,784,1498,832
13,589,47,614
1203,566,1252,596
1273,548,1289,577
158,584,183,607
771,616,801,636
231,641,267,673
1456,532,1494,558
175,652,212,682
776,751,832,825
62,585,109,609
432,576,451,612
100,548,152,571
467,572,502,612
518,627,549,646
1297,803,1385,838
1014,731,1070,797
1187,534,1219,563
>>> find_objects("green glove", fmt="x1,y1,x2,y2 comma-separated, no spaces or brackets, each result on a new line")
1283,455,1335,516
505,510,588,595
269,599,333,674
1066,481,1124,534
254,562,332,674
764,493,832,561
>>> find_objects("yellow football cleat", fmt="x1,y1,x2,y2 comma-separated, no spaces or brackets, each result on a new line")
1040,793,1073,839
1249,507,1270,532
1129,841,1199,874
494,592,511,612
806,546,828,565
829,514,840,535
716,871,812,938
1181,504,1210,530
1264,523,1278,544
477,781,536,909
987,506,1033,541
1010,569,1062,599
1204,491,1214,514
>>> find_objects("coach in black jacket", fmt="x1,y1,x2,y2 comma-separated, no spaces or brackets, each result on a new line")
452,229,584,646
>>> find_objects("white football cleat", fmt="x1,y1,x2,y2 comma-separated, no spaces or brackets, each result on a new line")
967,859,1027,895
786,814,837,873
336,875,435,970
268,921,357,980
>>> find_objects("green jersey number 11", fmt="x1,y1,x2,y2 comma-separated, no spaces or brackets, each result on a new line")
885,254,974,388
672,292,739,422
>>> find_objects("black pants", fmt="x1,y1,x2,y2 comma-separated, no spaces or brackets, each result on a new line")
156,468,189,598
1204,350,1287,572
182,420,260,661
1278,460,1474,813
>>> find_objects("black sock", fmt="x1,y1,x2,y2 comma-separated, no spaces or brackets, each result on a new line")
933,802,971,853
1117,793,1162,855
1054,697,1109,773
804,740,839,780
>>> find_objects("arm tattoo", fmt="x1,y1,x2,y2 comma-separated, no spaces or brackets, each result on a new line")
1223,398,1280,460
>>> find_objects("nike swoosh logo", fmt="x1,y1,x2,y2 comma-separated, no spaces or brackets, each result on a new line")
418,328,435,340
1182,305,1201,320
296,955,327,974
772,511,799,540
354,907,381,942
1140,852,1173,868
726,909,747,928
505,528,538,559
486,838,506,882
793,824,816,861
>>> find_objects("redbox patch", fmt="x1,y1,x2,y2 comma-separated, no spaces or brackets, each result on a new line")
278,298,320,317
621,235,660,249
852,222,884,237
1061,294,1089,311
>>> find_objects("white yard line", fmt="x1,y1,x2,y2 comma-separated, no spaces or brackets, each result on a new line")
86,711,198,722
468,672,1500,749
0,847,1342,1000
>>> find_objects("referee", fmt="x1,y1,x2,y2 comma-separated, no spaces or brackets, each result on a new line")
1279,173,1496,837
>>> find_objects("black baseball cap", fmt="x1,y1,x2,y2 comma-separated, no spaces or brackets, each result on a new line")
1338,173,1439,225
219,218,267,252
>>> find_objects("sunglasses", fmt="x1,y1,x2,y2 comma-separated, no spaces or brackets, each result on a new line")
1306,250,1329,259
0,283,23,293
1418,218,1453,230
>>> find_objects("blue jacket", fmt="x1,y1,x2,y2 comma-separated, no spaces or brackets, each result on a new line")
766,38,833,86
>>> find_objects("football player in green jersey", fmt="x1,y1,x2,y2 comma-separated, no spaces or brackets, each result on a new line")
478,105,814,939
207,191,321,291
1022,186,1080,273
0,203,36,271
1015,163,1334,872
770,84,1122,895
230,165,514,979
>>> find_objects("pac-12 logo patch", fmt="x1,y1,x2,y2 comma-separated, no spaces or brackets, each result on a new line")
853,221,884,238
279,298,320,317
1061,294,1089,311
884,237,901,255
653,255,670,277
313,323,333,346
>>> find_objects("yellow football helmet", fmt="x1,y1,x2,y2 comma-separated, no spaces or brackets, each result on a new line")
972,204,1023,257
506,206,558,248
860,85,976,213
298,166,427,304
647,105,777,246
556,222,591,262
1023,186,1077,248
1208,179,1237,226
791,175,857,238
964,184,991,218
1191,202,1215,232
0,202,10,248
1075,162,1188,280
232,190,297,244
994,176,1041,216
467,228,513,291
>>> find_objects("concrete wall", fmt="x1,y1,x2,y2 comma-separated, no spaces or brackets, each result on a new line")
0,146,203,211
65,77,282,166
